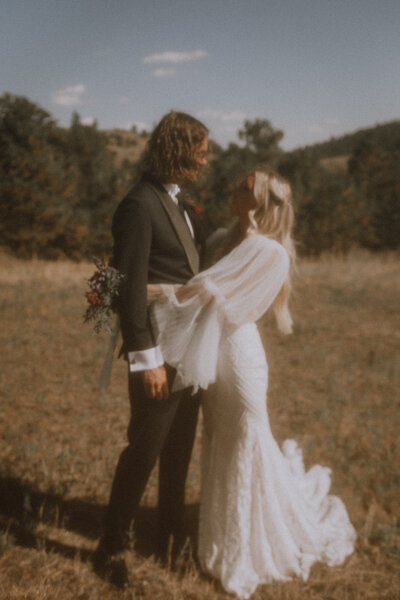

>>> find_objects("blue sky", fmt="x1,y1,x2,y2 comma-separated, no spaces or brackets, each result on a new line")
1,0,399,149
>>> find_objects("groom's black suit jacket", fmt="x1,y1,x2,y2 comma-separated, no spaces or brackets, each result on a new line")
104,176,204,554
111,176,203,357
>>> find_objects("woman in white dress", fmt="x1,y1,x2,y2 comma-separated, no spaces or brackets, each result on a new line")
148,168,356,599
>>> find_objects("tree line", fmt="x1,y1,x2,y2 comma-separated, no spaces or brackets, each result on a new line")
1,93,399,260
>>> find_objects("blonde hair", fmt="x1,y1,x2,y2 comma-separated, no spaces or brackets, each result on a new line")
250,168,295,334
221,168,296,334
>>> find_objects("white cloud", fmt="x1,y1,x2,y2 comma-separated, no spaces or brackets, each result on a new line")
221,111,248,123
94,48,112,57
290,118,342,141
124,120,149,133
152,68,176,78
197,109,248,123
303,118,340,137
196,109,222,120
216,125,240,134
143,49,209,64
325,117,340,126
308,125,326,135
51,84,86,106
81,116,95,126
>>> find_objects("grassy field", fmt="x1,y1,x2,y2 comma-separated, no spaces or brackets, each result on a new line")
0,250,399,599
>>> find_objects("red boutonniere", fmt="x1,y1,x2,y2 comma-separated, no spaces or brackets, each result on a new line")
183,196,202,214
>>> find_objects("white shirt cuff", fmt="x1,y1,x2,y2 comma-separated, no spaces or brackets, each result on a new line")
128,346,164,372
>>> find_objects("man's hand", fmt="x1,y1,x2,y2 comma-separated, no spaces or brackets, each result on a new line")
141,366,169,400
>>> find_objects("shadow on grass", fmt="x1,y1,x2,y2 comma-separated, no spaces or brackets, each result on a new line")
0,475,199,563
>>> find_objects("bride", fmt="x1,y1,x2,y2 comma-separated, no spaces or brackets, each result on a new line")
148,168,356,599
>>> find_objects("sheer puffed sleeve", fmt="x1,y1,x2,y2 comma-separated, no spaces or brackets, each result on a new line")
152,234,289,392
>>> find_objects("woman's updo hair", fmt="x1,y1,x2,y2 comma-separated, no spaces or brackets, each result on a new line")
247,168,295,334
248,169,295,259
208,167,296,334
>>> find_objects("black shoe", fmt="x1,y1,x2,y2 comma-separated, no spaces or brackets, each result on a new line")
91,542,129,589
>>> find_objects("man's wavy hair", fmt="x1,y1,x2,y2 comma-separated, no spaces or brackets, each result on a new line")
143,111,208,183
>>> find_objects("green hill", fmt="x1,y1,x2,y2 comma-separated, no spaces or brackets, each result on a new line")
290,120,400,162
103,120,400,175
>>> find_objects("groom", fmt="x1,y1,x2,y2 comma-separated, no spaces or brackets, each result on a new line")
93,111,209,587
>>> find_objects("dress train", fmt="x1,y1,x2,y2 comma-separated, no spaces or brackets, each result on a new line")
198,324,356,599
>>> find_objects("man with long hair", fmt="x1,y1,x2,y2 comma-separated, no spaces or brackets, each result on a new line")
93,111,208,587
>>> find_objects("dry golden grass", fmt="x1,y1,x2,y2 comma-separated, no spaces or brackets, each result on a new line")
0,250,399,599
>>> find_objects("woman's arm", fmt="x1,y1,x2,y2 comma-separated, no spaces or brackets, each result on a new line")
147,283,213,305
150,235,290,393
146,284,164,302
146,283,188,302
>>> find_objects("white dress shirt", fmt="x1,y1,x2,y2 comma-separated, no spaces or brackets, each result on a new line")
164,183,195,237
128,183,194,373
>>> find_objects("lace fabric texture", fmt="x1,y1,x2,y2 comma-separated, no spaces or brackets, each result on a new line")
199,324,356,598
151,234,356,598
152,234,290,392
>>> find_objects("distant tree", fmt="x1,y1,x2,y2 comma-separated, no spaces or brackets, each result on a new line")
349,136,400,249
0,95,128,259
0,93,78,257
297,170,371,254
295,120,400,161
63,112,124,256
2,94,397,259
238,118,283,163
188,119,284,234
281,121,400,252
279,149,374,255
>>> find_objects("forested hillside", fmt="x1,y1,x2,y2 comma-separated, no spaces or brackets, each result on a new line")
293,121,400,161
1,93,399,259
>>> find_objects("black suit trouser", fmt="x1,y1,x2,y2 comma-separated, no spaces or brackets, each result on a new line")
103,366,200,555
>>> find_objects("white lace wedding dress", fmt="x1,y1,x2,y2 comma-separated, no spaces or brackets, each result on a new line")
151,234,356,599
